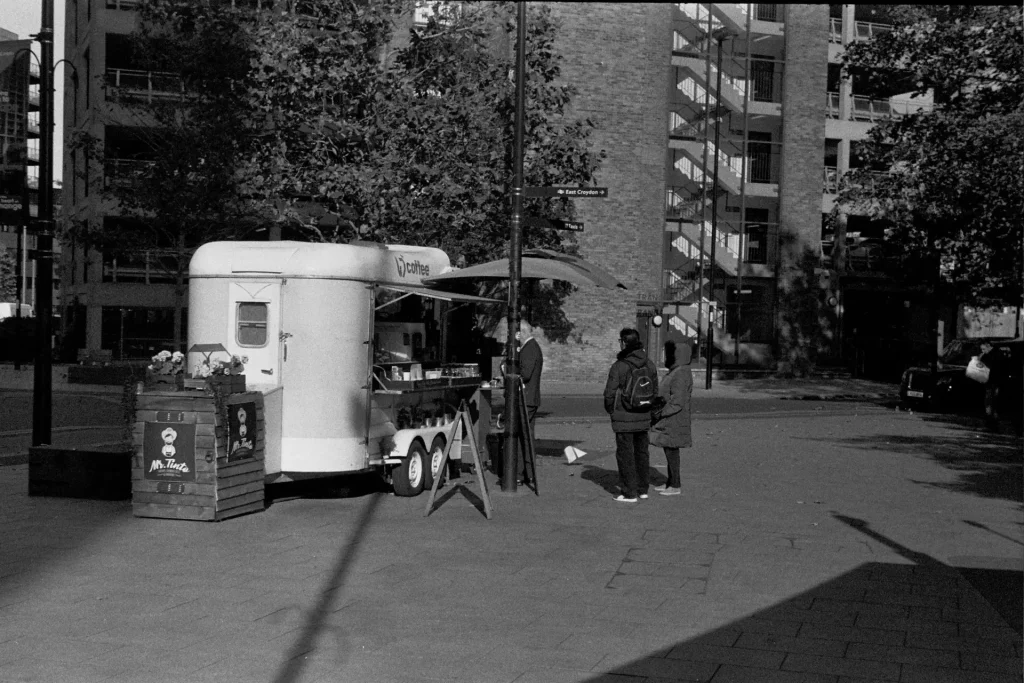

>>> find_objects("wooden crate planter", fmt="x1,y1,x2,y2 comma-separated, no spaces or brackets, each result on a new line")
131,389,265,521
28,446,132,500
182,374,246,394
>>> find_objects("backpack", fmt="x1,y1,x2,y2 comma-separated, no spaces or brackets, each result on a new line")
622,363,656,411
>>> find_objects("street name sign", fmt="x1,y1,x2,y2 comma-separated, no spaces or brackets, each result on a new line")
522,186,608,198
524,217,585,232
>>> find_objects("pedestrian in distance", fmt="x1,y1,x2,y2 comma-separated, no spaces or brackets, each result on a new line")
650,340,693,496
603,328,659,503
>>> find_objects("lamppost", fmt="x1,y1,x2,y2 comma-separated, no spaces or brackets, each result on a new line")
705,25,738,390
31,0,55,446
502,1,527,492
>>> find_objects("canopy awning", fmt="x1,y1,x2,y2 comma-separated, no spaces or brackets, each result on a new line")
375,283,503,306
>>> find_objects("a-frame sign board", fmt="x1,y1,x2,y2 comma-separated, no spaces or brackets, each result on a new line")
423,400,492,519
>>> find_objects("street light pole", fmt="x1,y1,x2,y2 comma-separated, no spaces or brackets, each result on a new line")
705,26,737,391
502,1,527,492
32,0,54,446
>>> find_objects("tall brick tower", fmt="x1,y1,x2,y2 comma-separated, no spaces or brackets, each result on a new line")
541,3,673,389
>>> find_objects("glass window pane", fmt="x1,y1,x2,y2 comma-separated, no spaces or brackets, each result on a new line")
236,302,268,347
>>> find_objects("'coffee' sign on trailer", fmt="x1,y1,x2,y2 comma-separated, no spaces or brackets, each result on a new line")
228,401,258,462
143,422,197,482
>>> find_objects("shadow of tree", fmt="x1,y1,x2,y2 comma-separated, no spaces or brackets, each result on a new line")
578,515,1022,682
799,426,1023,506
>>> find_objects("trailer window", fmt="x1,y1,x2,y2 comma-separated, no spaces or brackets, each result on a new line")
236,302,268,347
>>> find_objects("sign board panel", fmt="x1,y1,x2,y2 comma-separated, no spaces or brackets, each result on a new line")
524,217,585,232
143,421,197,483
522,186,608,198
227,401,258,462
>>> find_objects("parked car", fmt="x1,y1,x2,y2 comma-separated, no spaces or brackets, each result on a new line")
899,337,1015,414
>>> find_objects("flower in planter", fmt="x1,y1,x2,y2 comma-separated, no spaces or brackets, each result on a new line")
193,355,247,378
148,350,185,376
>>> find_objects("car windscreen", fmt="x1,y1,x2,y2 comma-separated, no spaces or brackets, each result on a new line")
940,340,981,366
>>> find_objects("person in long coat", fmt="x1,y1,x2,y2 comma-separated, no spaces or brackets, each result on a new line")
650,340,692,495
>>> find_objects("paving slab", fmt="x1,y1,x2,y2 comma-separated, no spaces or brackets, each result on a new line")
0,395,1020,683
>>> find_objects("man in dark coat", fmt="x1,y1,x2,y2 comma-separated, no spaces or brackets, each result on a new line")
603,328,659,502
518,319,543,482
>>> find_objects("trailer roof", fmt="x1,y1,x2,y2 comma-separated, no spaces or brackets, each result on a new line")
189,240,452,288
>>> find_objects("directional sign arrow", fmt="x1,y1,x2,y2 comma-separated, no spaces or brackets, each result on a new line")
524,217,585,232
522,186,608,198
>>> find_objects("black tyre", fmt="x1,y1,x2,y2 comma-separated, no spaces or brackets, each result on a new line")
392,441,426,497
423,435,447,491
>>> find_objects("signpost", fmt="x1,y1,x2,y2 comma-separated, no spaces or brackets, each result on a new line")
523,217,584,232
523,186,608,198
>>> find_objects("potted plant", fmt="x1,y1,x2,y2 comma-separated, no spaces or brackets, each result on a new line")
187,354,248,394
146,350,185,390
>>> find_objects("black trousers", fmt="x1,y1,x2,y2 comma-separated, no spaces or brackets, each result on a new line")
614,431,650,498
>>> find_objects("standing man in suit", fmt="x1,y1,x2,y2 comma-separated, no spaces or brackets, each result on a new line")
518,318,543,483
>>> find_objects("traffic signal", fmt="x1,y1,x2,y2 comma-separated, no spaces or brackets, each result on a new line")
817,269,839,308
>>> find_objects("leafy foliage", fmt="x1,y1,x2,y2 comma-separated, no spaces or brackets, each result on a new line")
838,5,1023,305
0,248,15,302
67,0,605,346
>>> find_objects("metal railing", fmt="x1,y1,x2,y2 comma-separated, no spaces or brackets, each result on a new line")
823,166,838,194
855,21,891,41
829,94,934,122
676,4,723,32
105,68,183,101
104,158,156,189
826,91,841,118
106,0,140,8
102,249,185,284
752,4,779,22
829,17,843,43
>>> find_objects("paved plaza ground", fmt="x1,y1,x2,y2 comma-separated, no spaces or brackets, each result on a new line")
0,378,1021,682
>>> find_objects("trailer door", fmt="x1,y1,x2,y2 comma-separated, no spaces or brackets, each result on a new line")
229,281,282,386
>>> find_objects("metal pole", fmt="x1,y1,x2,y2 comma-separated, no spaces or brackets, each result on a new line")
706,27,736,390
502,1,527,493
32,0,54,446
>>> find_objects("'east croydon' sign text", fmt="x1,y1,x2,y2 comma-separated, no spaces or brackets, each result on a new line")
522,186,609,198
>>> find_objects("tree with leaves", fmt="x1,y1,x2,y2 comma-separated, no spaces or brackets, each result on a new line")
69,0,604,348
838,5,1023,307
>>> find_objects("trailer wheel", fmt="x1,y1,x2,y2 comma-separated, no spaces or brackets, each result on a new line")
423,435,447,491
392,441,426,497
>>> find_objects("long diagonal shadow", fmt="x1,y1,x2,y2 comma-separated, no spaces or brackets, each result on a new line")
271,493,383,683
963,519,1024,547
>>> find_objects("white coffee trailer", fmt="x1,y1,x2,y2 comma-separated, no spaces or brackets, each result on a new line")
188,241,498,495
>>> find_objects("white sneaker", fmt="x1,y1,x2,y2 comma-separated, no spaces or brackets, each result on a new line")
658,487,681,496
614,495,638,503
653,484,669,492
639,494,649,499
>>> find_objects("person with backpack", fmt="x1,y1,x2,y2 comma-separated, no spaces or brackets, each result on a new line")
603,328,659,503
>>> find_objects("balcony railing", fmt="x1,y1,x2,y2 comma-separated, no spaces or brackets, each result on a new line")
104,158,156,189
102,249,185,284
829,17,842,43
106,0,140,8
826,91,840,118
752,4,780,22
855,21,891,41
823,166,838,194
105,68,183,102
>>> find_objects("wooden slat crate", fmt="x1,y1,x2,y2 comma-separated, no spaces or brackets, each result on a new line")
132,390,265,521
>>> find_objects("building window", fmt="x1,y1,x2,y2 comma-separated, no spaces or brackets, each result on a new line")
236,302,268,347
